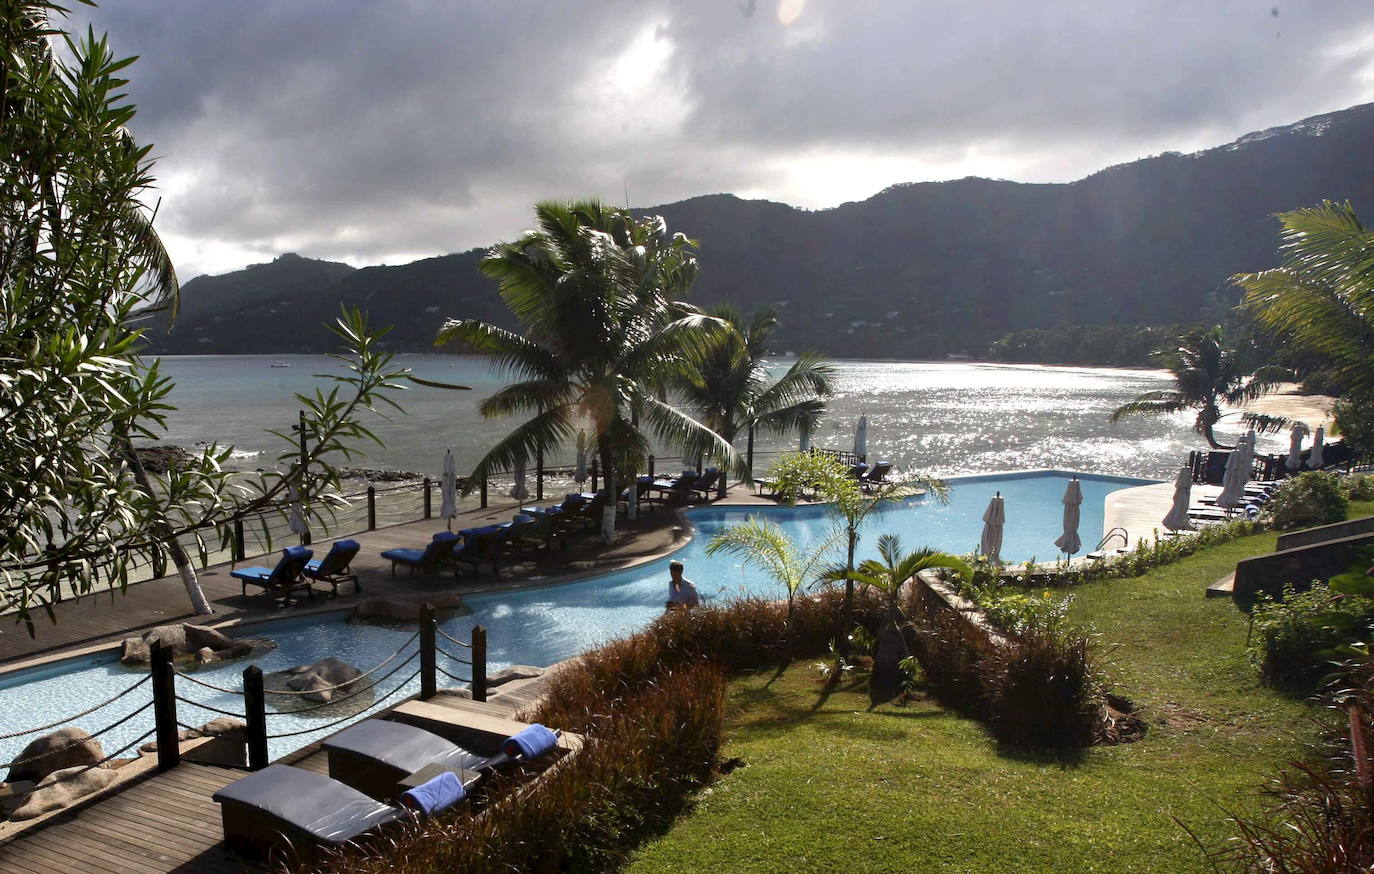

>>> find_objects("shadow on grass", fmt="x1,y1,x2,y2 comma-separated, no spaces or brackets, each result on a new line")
993,740,1088,767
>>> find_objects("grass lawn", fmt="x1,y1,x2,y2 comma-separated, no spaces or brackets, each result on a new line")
627,502,1374,873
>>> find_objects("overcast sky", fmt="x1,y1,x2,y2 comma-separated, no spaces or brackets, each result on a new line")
69,1,1374,280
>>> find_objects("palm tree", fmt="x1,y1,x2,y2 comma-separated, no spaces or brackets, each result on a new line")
705,517,842,626
1108,327,1290,449
1234,200,1374,401
770,452,949,657
438,200,736,544
824,534,971,704
677,305,834,498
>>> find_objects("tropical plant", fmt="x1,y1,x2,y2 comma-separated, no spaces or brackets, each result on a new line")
769,452,950,656
1108,326,1290,448
438,200,736,543
1267,471,1349,530
705,517,842,625
1235,201,1374,403
0,3,410,621
822,534,970,703
677,305,833,496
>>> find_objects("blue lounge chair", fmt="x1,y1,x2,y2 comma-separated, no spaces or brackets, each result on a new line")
303,539,361,597
859,461,893,492
231,546,314,606
381,532,460,576
451,524,507,576
647,471,699,504
689,468,723,501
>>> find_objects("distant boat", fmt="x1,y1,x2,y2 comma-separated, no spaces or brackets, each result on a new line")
270,362,291,368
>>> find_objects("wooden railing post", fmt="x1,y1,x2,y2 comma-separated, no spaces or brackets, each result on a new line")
471,626,487,702
648,455,655,477
590,459,599,493
423,477,432,519
419,604,437,701
150,641,180,771
480,475,488,509
233,518,246,562
536,450,544,501
367,486,377,530
243,665,269,771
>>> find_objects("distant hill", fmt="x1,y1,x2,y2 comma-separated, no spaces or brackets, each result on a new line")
144,102,1374,358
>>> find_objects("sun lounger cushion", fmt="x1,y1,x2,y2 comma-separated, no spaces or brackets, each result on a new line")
305,539,360,577
213,764,399,849
324,719,488,784
399,771,465,816
502,723,559,759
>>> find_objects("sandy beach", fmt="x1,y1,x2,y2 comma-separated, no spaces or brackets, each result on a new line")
1238,382,1335,430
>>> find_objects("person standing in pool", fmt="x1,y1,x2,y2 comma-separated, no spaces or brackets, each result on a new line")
665,560,700,610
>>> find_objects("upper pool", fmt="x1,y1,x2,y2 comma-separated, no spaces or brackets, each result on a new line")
0,470,1151,763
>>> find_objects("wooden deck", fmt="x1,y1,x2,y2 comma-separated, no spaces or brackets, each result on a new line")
0,675,551,873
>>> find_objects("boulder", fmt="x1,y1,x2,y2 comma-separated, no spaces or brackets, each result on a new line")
119,623,270,666
9,765,119,821
351,593,469,622
433,687,473,701
277,657,363,703
487,665,544,688
139,717,246,753
5,728,103,784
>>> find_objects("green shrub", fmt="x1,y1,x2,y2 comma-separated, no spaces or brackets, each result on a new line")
1267,471,1349,530
1248,581,1373,692
319,662,727,874
1341,473,1374,502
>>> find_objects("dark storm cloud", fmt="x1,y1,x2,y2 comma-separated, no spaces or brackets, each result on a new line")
68,1,1374,277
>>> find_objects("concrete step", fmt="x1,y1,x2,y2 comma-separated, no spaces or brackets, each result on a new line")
1205,572,1235,599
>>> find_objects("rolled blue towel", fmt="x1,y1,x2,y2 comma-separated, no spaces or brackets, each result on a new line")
1245,504,1261,519
502,723,559,759
399,771,465,816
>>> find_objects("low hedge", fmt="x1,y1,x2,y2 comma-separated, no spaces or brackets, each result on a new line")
318,590,888,874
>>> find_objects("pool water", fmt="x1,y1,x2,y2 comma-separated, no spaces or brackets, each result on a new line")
0,470,1150,763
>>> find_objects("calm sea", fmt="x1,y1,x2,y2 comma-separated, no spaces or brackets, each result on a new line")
150,355,1283,483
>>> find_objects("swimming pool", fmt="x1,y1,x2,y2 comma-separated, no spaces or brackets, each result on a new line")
0,470,1151,763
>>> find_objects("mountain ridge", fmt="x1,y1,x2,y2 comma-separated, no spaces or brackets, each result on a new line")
145,101,1374,358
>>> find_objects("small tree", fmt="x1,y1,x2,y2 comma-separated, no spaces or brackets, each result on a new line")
706,517,842,627
767,452,949,657
824,534,971,704
0,4,410,625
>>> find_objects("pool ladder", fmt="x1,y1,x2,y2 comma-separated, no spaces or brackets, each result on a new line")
1087,528,1130,559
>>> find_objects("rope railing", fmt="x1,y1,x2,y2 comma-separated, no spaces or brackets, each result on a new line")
435,644,471,667
262,650,420,716
0,673,152,741
0,700,154,772
260,634,420,697
435,664,470,685
173,695,248,720
435,626,472,648
263,669,422,740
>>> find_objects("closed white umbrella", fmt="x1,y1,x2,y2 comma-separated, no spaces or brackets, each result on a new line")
574,431,587,484
1053,477,1083,556
510,457,529,501
799,424,812,454
440,449,458,530
288,483,309,540
854,415,868,461
1286,424,1307,472
979,492,1005,563
1161,466,1195,532
1216,445,1247,509
1309,425,1325,469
